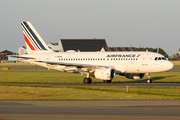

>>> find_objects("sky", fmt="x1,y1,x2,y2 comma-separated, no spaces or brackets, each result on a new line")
0,0,180,56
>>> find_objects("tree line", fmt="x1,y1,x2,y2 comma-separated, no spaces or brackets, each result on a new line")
136,47,168,58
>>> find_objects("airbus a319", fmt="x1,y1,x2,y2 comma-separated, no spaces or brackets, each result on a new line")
18,21,174,84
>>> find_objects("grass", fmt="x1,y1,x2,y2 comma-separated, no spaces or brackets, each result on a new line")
172,61,180,66
0,69,179,83
0,70,180,83
0,63,179,100
0,63,32,66
173,67,180,69
0,84,179,100
0,63,44,69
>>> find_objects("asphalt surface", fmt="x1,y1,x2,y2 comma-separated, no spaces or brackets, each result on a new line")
0,100,180,120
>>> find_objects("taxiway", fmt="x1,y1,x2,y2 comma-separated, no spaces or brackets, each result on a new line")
0,100,180,120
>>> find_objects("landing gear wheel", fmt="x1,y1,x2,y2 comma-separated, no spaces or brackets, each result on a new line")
83,78,92,84
147,79,152,83
146,73,152,83
103,80,112,83
89,78,92,83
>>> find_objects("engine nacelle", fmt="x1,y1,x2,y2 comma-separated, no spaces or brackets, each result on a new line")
124,73,144,79
94,68,115,80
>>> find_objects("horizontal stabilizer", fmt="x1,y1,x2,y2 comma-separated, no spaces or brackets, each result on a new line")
9,55,35,59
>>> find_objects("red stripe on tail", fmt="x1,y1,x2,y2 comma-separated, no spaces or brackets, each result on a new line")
23,33,36,50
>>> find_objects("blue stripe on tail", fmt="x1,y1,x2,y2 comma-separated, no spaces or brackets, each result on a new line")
23,22,47,50
21,23,41,50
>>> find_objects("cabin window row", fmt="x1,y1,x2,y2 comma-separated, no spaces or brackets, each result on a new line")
59,58,138,61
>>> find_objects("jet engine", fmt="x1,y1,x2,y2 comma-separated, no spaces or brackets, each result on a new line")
94,68,115,80
124,73,144,79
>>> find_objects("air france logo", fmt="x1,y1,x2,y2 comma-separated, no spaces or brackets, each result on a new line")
106,54,141,58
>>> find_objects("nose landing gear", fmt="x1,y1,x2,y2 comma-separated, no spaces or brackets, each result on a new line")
146,73,152,83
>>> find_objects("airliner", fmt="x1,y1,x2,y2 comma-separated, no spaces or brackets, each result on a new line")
18,21,174,84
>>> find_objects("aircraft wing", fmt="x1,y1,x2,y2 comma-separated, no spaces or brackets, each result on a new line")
36,60,114,69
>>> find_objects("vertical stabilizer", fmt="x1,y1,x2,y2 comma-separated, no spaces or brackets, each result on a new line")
21,21,52,54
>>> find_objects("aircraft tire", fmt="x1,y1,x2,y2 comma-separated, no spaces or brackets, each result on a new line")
103,80,112,83
83,78,92,84
89,78,92,83
147,79,152,83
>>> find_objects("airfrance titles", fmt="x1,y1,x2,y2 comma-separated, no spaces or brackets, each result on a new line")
106,54,137,58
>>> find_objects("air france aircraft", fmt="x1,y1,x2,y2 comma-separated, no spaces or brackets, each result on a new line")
19,21,174,84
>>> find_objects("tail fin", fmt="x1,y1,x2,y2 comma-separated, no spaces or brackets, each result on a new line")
21,21,52,54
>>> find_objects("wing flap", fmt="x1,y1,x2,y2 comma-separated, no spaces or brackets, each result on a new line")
35,60,114,69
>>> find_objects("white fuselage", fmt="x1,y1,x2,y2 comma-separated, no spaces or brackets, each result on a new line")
21,51,174,74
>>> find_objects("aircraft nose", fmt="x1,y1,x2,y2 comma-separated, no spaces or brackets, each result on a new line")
166,61,174,71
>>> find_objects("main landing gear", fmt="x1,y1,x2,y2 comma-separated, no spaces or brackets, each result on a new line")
146,73,152,83
83,73,92,84
83,78,92,84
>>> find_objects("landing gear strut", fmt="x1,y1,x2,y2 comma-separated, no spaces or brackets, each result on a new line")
83,73,92,84
146,73,152,83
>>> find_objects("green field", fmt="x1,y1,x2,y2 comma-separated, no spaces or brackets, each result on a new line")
0,62,179,100
172,61,180,66
0,84,179,100
0,69,179,83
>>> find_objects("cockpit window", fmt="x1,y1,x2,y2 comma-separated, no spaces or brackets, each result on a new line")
162,57,166,60
154,57,166,61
